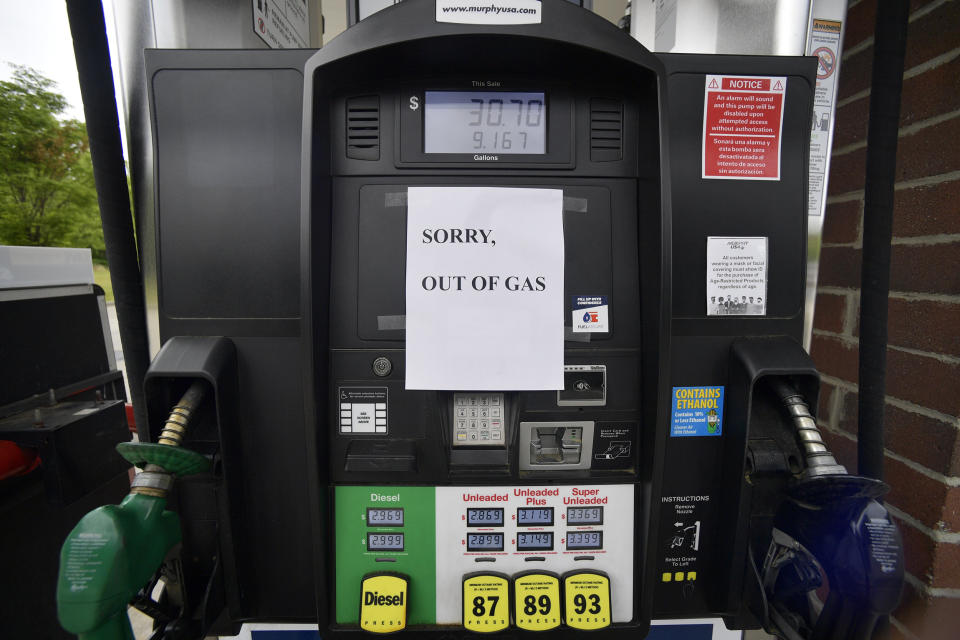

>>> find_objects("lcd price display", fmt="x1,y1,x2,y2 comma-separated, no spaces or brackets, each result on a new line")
566,531,603,550
517,507,554,526
367,532,404,551
467,533,504,551
467,508,504,527
424,91,546,154
566,507,603,525
517,532,554,551
366,508,404,526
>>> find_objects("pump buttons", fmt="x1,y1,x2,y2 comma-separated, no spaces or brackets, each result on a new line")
513,571,562,631
359,572,409,633
563,570,611,630
462,573,510,633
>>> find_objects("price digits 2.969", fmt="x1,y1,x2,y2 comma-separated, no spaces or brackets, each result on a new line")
469,98,543,151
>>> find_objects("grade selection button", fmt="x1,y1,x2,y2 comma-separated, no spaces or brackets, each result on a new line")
359,572,409,633
563,570,611,630
462,573,510,633
513,572,561,631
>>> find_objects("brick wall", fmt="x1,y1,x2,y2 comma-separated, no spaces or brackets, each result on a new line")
811,1,960,638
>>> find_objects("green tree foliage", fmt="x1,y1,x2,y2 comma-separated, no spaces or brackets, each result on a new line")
0,65,103,255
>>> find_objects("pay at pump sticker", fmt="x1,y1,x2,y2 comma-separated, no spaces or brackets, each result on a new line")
572,295,609,333
670,386,723,437
706,237,767,316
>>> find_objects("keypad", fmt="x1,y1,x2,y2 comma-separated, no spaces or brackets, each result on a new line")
453,393,505,446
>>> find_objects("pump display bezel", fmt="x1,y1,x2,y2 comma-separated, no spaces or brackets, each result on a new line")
398,83,574,167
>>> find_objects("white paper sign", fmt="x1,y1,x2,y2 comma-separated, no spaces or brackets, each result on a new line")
436,0,542,25
706,237,767,316
405,187,564,390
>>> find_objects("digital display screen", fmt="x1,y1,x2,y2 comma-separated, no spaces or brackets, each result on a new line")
467,533,504,551
367,532,404,551
467,508,504,527
366,508,404,526
424,91,546,154
517,508,554,526
517,532,554,551
566,531,603,550
566,507,604,525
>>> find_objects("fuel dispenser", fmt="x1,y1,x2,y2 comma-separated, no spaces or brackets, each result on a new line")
57,1,903,638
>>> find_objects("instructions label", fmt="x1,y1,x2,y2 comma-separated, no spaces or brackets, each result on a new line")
706,237,767,316
670,386,724,437
660,494,710,586
251,0,309,49
405,187,564,391
436,0,542,25
339,387,388,434
807,19,843,215
703,75,786,180
572,295,609,333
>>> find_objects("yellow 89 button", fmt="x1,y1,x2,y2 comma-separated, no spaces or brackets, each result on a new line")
563,570,611,630
513,572,561,631
462,573,510,633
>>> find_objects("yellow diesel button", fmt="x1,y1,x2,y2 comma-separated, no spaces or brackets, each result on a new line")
513,572,561,631
563,570,611,630
462,573,510,633
359,573,409,633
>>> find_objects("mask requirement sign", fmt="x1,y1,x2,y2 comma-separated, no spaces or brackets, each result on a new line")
405,187,564,390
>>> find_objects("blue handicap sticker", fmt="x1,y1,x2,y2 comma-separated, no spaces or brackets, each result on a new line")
670,386,724,437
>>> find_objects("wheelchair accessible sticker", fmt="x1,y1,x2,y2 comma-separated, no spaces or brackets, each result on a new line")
670,386,724,437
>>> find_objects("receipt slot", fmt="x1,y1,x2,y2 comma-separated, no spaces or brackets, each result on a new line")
141,0,829,637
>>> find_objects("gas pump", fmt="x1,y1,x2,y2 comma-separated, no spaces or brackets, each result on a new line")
57,1,902,638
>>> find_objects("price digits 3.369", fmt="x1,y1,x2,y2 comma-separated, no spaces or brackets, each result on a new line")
469,98,543,151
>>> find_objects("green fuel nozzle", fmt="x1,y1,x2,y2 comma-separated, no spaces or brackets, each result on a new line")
57,382,211,640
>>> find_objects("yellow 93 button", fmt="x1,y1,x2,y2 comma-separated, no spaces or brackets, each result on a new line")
359,573,409,633
462,573,510,633
563,570,611,630
513,572,561,631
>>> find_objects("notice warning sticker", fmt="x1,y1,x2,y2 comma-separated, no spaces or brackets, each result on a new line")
702,75,786,180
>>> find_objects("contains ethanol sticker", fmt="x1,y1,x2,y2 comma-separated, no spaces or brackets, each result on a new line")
670,386,724,437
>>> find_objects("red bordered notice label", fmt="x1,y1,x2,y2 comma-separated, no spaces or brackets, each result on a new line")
702,75,786,180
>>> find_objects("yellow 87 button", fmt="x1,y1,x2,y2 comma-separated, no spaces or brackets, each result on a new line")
462,573,510,633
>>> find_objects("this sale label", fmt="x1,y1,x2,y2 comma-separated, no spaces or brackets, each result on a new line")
702,75,786,180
